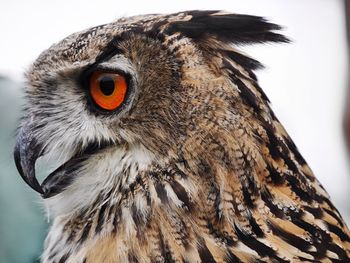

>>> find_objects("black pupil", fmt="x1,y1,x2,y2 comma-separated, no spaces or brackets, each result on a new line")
99,76,115,96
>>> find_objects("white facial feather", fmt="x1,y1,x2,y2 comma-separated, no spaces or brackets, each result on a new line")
44,144,154,218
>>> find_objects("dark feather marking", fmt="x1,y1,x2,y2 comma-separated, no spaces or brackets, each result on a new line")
211,138,231,167
278,140,300,174
247,213,264,238
234,224,289,263
223,50,264,70
58,253,69,263
282,135,307,166
91,37,123,66
223,58,270,107
167,163,188,180
296,256,320,262
112,208,121,234
155,180,169,204
241,153,259,206
325,243,349,260
325,222,350,242
303,206,323,219
128,252,139,263
147,19,171,39
198,158,213,178
263,124,282,160
262,196,346,259
261,196,336,258
261,188,286,219
267,221,312,253
290,217,329,259
131,202,146,230
275,139,319,202
323,198,342,216
206,221,236,247
48,250,58,261
173,216,190,247
197,238,217,263
158,230,175,263
107,203,116,221
226,250,243,263
266,164,286,185
262,124,319,202
322,197,347,226
65,207,88,243
323,208,344,228
95,202,108,234
168,179,191,209
285,174,314,202
248,70,258,81
205,181,221,222
222,59,253,82
242,186,255,209
66,227,77,243
251,81,270,102
80,139,115,155
79,220,92,244
231,73,261,114
213,187,222,221
322,258,349,263
178,155,190,173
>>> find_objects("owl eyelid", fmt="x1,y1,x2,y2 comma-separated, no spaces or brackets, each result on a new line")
90,65,129,78
79,64,128,85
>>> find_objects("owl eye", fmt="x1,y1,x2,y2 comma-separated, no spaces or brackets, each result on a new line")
89,71,128,111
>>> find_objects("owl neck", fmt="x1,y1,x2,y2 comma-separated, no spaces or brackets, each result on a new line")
40,126,331,262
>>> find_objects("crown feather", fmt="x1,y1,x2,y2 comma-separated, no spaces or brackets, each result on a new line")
165,10,290,44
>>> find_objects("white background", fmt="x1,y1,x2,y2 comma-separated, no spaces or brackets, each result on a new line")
0,0,349,223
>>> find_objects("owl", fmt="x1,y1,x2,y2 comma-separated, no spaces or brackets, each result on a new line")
14,10,350,263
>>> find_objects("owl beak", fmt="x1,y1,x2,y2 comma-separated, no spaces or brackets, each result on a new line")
13,120,44,194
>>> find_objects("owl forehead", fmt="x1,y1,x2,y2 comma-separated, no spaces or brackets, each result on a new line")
26,13,189,83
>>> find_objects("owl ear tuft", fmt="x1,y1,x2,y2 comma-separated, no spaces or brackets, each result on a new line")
165,10,290,45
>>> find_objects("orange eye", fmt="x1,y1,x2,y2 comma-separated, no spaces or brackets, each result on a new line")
89,71,128,111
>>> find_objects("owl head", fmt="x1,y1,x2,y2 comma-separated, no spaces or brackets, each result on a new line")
14,10,288,216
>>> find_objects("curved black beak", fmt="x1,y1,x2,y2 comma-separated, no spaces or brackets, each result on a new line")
14,120,44,194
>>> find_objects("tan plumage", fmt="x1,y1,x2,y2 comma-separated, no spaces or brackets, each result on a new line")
14,11,350,262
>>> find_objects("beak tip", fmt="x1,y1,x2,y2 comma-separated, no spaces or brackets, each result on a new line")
30,178,44,194
13,134,44,195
